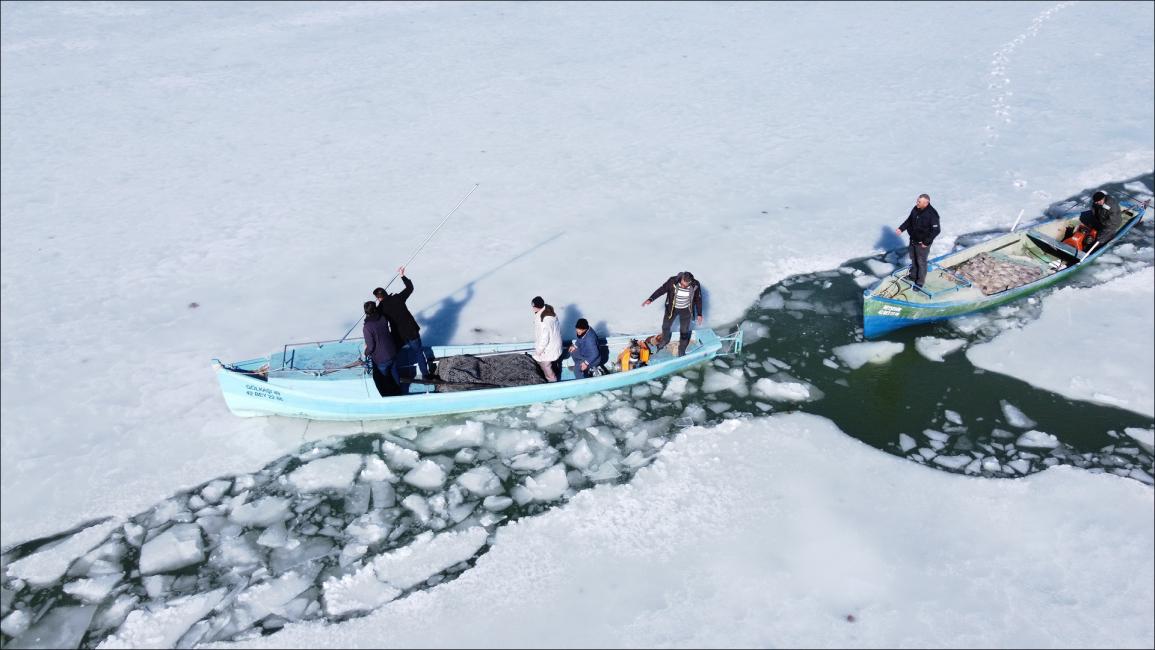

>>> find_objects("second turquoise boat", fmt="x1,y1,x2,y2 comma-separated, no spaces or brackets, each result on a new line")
863,201,1147,338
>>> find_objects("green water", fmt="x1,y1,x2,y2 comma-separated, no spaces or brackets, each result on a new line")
713,175,1154,477
731,251,1153,475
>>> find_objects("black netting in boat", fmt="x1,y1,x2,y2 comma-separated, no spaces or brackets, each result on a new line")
434,353,547,392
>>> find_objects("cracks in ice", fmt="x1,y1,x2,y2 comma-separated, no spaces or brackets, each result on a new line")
0,389,714,648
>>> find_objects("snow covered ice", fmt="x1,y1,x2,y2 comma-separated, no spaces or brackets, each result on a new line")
2,1,1153,648
215,415,1155,649
969,268,1155,418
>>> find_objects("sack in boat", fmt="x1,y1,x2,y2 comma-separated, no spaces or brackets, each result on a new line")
436,353,548,391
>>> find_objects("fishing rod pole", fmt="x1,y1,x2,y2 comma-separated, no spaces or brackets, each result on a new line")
338,183,480,344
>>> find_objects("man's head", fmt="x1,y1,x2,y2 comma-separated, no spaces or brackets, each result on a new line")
677,271,694,288
531,296,545,312
575,318,589,334
363,301,377,317
373,287,386,301
916,194,930,209
1092,190,1107,205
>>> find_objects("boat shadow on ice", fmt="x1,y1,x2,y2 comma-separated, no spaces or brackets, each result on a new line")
413,231,564,345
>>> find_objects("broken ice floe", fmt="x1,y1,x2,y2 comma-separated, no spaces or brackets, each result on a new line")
752,377,822,402
1015,430,1060,449
914,337,966,362
832,341,905,370
864,259,896,277
6,519,122,587
3,383,733,647
999,400,1037,428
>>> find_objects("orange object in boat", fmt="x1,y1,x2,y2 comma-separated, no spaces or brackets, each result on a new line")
1062,225,1097,252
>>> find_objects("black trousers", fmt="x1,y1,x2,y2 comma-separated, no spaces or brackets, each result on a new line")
909,243,930,286
661,307,693,357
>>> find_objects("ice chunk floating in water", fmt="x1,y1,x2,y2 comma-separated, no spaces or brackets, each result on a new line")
752,378,820,402
1016,430,1060,449
287,454,363,492
832,341,904,370
1000,400,1037,429
915,337,966,362
5,519,120,587
138,524,205,575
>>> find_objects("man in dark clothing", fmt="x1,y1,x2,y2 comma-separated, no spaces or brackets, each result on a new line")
642,271,703,357
1086,190,1123,245
362,302,399,392
895,193,941,288
374,266,432,379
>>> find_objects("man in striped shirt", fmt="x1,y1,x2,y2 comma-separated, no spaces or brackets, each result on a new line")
642,271,703,357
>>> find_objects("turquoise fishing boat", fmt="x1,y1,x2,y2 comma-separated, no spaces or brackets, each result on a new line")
213,329,741,421
863,201,1148,338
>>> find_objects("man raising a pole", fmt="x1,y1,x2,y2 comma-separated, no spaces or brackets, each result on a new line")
375,266,432,379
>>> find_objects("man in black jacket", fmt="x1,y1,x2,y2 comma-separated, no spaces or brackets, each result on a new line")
642,271,703,357
895,193,941,288
374,267,432,379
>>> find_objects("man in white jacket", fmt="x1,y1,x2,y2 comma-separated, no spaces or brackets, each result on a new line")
530,296,562,382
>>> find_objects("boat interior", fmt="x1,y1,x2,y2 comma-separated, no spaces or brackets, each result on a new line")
224,332,708,394
872,211,1135,303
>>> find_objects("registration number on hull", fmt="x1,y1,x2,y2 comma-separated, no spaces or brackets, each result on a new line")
245,384,285,402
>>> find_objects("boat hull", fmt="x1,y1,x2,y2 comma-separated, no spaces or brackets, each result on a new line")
864,267,1081,338
215,329,727,421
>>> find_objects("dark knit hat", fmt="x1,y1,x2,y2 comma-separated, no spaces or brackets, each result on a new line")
1092,190,1107,203
531,296,545,309
575,318,589,330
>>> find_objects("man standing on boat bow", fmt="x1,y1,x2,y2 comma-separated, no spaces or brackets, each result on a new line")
896,193,941,289
642,271,703,357
374,267,432,379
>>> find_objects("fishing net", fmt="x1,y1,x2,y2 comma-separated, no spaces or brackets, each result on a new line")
434,353,547,392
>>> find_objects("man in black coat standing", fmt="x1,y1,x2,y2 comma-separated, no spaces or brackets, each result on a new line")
895,193,941,289
374,266,432,379
642,271,703,357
